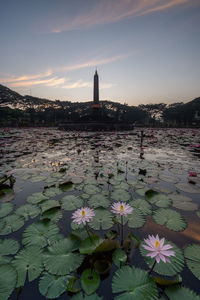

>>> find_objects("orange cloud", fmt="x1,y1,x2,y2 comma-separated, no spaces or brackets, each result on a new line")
9,77,66,88
0,70,52,83
49,0,192,33
61,80,114,89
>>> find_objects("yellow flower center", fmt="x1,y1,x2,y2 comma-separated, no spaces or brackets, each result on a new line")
120,205,124,211
82,210,85,216
155,240,159,248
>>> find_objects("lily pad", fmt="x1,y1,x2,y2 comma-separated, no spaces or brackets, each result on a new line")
12,246,43,286
165,286,200,300
15,204,40,220
22,221,60,248
44,187,62,198
170,194,198,211
153,208,187,231
27,192,49,204
111,189,131,202
43,237,83,275
0,203,14,218
0,238,19,256
184,244,200,280
127,208,146,228
81,269,100,295
129,199,152,215
71,292,103,300
39,272,72,299
79,235,104,255
112,265,158,300
40,199,60,213
140,240,184,276
41,207,62,223
89,208,113,230
175,183,200,194
61,195,83,211
112,248,127,267
88,194,110,208
84,184,101,195
146,192,172,208
0,214,25,235
135,187,149,197
0,264,17,300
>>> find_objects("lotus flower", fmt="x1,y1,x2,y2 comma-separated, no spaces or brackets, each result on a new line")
189,172,197,177
111,202,133,216
72,207,95,225
142,234,175,263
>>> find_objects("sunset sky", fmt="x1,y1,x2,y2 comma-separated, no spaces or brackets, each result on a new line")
0,0,200,105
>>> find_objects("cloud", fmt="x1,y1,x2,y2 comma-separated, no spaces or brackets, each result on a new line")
49,0,190,33
8,77,66,88
0,70,52,83
61,80,114,89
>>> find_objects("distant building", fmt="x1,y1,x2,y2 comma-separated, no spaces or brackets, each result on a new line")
91,69,102,119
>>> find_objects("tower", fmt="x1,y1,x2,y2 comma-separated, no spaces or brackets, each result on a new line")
93,69,99,104
92,69,101,119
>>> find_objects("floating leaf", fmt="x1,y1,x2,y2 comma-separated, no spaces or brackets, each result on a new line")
84,184,101,195
153,275,182,286
170,194,198,211
0,203,14,218
0,264,17,300
165,286,200,300
27,192,49,204
112,248,127,267
94,259,112,274
61,195,83,210
81,269,100,295
127,208,146,228
79,235,104,254
30,175,46,183
0,238,19,255
67,277,81,293
89,208,113,230
39,272,72,299
140,240,184,276
184,244,200,280
43,237,83,275
111,189,131,202
41,207,62,223
22,221,60,248
59,181,74,192
129,199,152,215
153,208,187,231
175,183,200,194
112,265,158,300
117,182,130,190
95,239,116,252
71,292,103,300
135,187,149,196
197,210,200,218
146,193,172,208
88,194,110,208
15,204,40,220
12,246,43,286
40,199,60,213
0,214,25,235
44,187,62,198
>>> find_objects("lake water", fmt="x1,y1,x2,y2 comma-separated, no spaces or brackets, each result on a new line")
0,127,200,300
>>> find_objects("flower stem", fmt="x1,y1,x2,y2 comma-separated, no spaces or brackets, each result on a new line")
85,223,91,239
121,215,124,246
148,260,157,275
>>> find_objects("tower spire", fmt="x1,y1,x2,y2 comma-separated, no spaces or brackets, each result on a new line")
93,69,99,104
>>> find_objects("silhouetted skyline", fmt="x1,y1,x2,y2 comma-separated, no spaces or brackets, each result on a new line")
0,0,200,105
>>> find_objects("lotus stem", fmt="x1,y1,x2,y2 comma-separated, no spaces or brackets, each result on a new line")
85,223,92,239
121,215,124,246
148,260,157,275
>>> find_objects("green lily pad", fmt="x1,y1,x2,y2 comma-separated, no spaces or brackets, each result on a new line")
0,203,14,218
112,248,127,267
88,194,110,208
44,187,62,198
127,208,146,228
39,272,72,299
67,277,81,293
27,192,49,204
40,199,60,213
0,238,19,255
153,208,187,231
22,221,60,248
129,199,152,215
84,184,101,195
146,192,172,208
184,244,200,280
112,265,158,300
79,235,104,255
135,187,149,197
61,195,83,210
89,208,113,230
0,214,25,235
40,207,62,223
117,182,130,190
15,204,40,220
165,286,200,300
197,210,200,218
81,269,100,295
140,240,184,276
111,189,131,202
43,237,83,275
12,246,43,287
170,194,198,211
59,181,74,192
175,183,200,194
0,264,17,300
30,175,46,183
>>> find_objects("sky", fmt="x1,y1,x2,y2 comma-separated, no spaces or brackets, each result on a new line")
0,0,200,106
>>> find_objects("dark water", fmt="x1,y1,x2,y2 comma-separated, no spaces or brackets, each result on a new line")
0,127,200,299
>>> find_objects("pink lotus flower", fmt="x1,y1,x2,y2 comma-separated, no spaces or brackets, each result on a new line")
189,172,197,177
110,202,133,216
72,207,95,225
142,234,175,263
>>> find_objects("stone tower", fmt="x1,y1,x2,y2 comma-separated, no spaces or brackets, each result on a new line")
93,69,99,104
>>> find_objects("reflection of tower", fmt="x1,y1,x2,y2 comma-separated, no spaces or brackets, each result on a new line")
92,69,101,119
